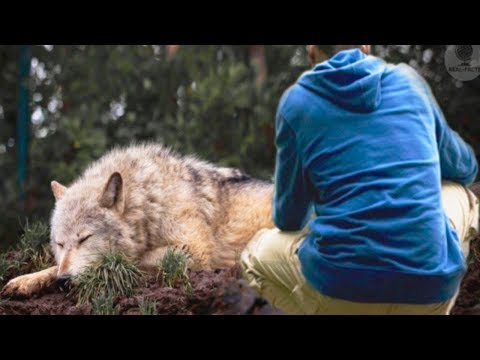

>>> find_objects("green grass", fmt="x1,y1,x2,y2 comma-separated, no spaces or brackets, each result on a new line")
91,292,119,315
70,251,144,305
158,247,190,288
12,220,52,273
29,246,53,272
0,219,52,284
138,297,157,315
0,219,52,286
19,220,50,249
0,254,8,285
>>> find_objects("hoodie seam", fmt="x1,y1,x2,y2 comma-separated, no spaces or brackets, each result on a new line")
277,112,300,157
277,112,312,187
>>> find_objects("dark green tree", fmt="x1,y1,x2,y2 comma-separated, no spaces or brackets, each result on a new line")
0,45,478,249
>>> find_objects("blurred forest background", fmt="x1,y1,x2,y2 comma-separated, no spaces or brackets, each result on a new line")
1,45,479,249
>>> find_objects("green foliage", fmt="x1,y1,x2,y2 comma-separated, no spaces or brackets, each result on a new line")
158,247,190,288
0,45,307,247
70,251,144,305
91,292,119,315
138,297,157,315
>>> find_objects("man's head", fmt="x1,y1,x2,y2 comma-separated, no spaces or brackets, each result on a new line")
306,45,371,66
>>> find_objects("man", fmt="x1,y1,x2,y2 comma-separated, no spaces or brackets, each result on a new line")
241,45,479,315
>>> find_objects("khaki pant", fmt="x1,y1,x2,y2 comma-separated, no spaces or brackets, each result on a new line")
241,181,479,315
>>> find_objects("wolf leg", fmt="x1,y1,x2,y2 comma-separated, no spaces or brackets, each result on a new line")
140,245,195,274
176,222,218,271
154,216,217,270
1,266,58,298
139,247,170,273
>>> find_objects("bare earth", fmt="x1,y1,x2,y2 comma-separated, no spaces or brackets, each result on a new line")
1,260,479,315
0,265,284,315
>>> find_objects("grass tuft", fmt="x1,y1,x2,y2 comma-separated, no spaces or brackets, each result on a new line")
70,251,144,305
12,220,53,273
91,292,119,315
0,254,9,285
19,220,50,253
157,247,190,288
0,220,53,283
138,297,157,315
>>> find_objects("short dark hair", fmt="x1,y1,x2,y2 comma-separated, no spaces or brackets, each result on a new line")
316,45,363,58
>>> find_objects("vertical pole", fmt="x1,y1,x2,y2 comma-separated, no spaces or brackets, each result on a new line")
17,45,30,207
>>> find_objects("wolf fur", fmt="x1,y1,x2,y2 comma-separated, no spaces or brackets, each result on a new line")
1,143,274,297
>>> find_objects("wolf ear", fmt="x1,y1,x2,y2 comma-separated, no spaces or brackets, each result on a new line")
99,172,124,214
51,181,67,201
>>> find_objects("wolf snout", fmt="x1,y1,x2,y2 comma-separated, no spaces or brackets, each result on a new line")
56,275,72,290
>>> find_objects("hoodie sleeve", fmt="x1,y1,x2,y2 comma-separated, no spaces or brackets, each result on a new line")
408,65,478,186
273,112,313,231
428,89,478,186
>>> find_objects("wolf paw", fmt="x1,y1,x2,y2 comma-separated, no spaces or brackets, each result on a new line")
1,273,50,299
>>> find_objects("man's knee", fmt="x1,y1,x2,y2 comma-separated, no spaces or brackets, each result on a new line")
240,228,306,287
241,228,305,266
441,181,479,258
240,228,277,292
241,228,281,271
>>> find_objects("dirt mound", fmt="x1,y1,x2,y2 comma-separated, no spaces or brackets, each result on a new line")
0,266,284,315
2,238,480,315
450,259,480,315
1,265,479,315
450,184,480,315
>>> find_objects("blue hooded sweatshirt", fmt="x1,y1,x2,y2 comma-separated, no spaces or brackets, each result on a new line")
273,49,478,304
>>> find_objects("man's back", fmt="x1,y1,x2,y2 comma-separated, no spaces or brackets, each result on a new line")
274,49,478,304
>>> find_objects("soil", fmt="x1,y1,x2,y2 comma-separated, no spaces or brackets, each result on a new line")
0,265,284,315
3,223,480,315
2,260,479,315
450,257,480,315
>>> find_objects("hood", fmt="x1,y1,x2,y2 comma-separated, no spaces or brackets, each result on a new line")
298,49,386,113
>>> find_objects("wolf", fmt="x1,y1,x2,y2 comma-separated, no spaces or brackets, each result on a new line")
1,143,274,298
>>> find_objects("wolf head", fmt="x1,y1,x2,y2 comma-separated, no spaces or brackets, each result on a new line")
50,172,130,280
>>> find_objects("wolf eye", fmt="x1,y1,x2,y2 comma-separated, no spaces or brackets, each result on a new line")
56,243,64,248
79,234,92,244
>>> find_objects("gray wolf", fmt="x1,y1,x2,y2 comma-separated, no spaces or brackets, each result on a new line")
1,143,274,297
